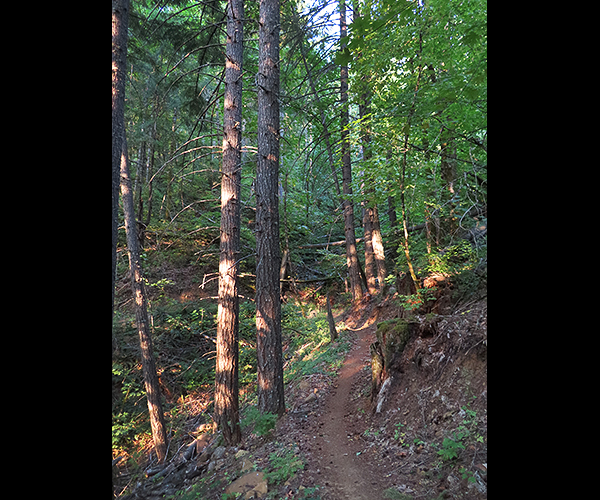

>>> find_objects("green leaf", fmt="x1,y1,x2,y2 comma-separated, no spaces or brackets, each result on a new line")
334,48,352,66
463,87,479,100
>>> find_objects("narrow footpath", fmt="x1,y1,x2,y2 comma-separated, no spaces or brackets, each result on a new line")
313,323,385,500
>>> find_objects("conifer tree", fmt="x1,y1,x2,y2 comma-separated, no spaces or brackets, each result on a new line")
215,0,244,445
256,0,285,416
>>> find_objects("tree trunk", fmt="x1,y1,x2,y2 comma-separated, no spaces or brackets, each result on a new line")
112,0,129,326
363,206,377,294
326,295,338,341
215,0,243,446
340,0,363,302
370,205,386,288
120,137,169,464
352,0,386,294
256,0,285,416
354,0,375,296
440,133,457,242
134,141,147,250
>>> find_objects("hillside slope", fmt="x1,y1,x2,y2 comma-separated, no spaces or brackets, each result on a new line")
115,288,487,500
283,295,487,499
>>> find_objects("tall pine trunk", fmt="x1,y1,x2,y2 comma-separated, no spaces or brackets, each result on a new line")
256,0,285,416
112,0,129,326
353,1,385,294
371,208,386,287
340,0,363,302
120,137,169,464
215,0,244,446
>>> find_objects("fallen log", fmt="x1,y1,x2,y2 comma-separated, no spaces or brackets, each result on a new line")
298,237,364,249
279,277,336,283
297,224,426,250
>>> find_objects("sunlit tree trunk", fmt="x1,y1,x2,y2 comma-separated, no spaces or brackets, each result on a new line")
120,137,169,464
369,205,386,288
256,0,285,416
363,205,377,294
112,0,129,326
353,1,385,293
215,0,244,446
340,0,363,302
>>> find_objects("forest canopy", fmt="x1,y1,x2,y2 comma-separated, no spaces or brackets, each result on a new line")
118,0,486,269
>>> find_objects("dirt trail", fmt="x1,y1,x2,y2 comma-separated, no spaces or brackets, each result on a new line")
314,324,384,500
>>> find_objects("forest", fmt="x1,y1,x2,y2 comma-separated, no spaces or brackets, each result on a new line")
112,0,486,498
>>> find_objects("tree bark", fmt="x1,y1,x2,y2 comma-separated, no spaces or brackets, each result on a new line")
326,295,338,341
215,0,244,446
256,0,285,416
353,2,385,293
354,1,376,296
340,0,363,302
120,137,169,464
371,207,386,288
112,0,129,326
363,203,386,291
363,206,377,294
440,133,457,241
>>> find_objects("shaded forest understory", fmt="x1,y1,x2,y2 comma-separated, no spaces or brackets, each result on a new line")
112,239,487,499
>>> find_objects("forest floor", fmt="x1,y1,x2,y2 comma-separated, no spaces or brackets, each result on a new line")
114,281,487,500
274,296,487,500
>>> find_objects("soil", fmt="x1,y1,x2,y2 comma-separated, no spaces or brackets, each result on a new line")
310,323,380,499
114,291,487,500
276,295,488,500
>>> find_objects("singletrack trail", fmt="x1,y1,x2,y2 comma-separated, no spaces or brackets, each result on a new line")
313,323,384,499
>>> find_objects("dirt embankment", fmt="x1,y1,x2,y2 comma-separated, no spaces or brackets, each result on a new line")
284,295,487,499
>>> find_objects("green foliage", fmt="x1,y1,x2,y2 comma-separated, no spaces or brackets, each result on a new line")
112,295,219,451
459,466,477,484
240,407,278,437
437,431,466,461
382,488,413,500
436,402,483,462
396,288,437,312
114,0,486,466
112,361,149,449
264,446,305,485
426,240,477,276
297,486,321,500
282,304,352,384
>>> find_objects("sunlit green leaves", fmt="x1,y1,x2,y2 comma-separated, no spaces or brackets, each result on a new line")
334,47,352,66
342,0,486,244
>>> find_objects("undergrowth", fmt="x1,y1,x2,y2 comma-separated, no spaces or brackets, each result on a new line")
112,296,350,460
265,444,305,486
